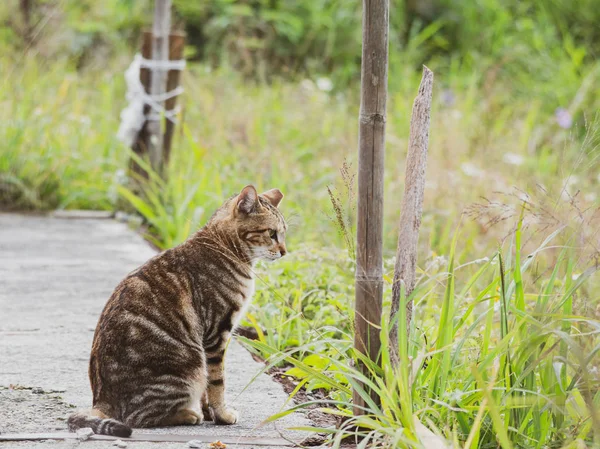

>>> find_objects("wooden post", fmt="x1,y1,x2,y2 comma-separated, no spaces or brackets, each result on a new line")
389,66,433,367
20,0,32,43
353,0,389,415
163,32,185,166
147,0,172,174
129,32,153,181
130,30,184,181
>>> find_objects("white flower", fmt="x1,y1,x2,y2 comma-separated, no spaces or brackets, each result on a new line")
503,153,524,166
445,389,464,403
451,109,463,120
566,176,580,187
316,77,333,92
79,115,91,126
461,162,484,178
433,255,448,269
300,79,316,92
114,169,127,184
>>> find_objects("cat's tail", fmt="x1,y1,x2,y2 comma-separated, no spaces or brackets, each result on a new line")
68,409,132,438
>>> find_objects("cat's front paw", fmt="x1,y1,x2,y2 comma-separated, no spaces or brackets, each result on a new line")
213,406,239,425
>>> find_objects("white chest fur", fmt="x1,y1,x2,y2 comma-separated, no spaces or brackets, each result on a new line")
232,277,255,330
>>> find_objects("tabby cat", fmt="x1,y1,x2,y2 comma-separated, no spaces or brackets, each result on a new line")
68,185,287,437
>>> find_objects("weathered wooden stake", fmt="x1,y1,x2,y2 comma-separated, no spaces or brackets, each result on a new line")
147,0,172,174
163,32,185,166
389,66,433,367
20,0,32,43
353,0,389,415
129,32,153,181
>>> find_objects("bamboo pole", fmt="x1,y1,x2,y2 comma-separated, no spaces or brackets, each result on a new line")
389,66,433,367
129,32,153,181
147,0,172,174
163,31,185,166
353,0,389,415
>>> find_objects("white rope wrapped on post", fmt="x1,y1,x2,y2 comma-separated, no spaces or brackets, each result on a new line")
139,56,186,71
116,53,186,147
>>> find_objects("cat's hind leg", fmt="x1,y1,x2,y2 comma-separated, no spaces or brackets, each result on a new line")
156,376,206,426
126,371,207,428
159,408,203,426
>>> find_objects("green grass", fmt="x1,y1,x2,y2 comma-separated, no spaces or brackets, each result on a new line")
242,224,600,448
2,53,599,255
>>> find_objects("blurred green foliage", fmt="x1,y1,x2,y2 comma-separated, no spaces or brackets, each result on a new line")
3,0,600,87
173,0,600,89
2,0,599,249
0,0,148,68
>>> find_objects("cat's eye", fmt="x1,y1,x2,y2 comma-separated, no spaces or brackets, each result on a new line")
269,230,278,241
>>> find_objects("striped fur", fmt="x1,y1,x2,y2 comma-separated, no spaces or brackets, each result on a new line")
68,186,287,435
68,410,132,437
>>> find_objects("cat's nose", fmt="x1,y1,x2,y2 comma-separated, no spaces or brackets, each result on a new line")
279,245,287,257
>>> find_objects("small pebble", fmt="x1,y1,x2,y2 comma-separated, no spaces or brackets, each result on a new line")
113,439,127,448
188,440,204,448
31,387,44,394
76,427,94,441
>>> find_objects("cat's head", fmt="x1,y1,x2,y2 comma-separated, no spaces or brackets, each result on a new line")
210,185,287,262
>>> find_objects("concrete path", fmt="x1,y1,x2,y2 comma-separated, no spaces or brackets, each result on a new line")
0,213,310,448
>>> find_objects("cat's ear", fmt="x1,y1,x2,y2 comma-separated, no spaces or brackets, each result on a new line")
236,185,258,214
261,189,284,208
